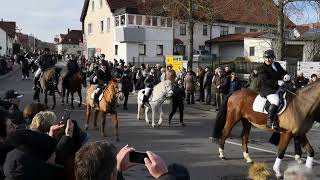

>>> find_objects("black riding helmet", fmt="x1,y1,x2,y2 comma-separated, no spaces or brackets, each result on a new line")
263,49,275,59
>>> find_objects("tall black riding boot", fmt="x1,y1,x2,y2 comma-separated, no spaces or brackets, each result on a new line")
33,77,39,90
93,93,100,108
142,95,148,106
266,104,279,130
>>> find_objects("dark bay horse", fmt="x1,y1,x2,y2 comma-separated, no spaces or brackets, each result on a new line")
61,72,83,109
213,82,320,178
85,79,123,140
34,67,62,109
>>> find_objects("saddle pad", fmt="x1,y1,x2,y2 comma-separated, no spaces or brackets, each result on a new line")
252,93,287,115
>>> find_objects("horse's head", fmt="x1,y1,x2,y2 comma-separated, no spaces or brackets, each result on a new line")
53,67,62,86
163,80,174,98
108,79,124,101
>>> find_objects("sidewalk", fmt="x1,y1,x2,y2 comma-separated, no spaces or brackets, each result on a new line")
0,64,21,80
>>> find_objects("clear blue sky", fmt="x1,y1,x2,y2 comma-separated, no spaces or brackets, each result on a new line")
0,0,318,43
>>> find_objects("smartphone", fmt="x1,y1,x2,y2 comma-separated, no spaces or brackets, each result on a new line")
61,109,71,124
129,151,148,164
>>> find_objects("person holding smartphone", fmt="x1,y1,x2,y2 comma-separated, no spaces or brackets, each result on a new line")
75,142,189,180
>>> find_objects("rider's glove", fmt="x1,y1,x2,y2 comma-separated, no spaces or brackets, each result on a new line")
278,80,285,87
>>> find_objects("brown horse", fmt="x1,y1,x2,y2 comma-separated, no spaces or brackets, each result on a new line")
85,79,123,140
34,67,62,109
61,72,83,109
213,81,320,178
23,102,47,124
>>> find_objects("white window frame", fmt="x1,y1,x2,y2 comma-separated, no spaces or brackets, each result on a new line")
220,26,228,36
128,15,135,25
180,23,186,35
139,44,146,55
136,15,143,25
106,18,110,32
249,47,255,56
203,25,208,36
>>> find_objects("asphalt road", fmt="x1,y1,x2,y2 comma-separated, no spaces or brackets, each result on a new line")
1,63,320,180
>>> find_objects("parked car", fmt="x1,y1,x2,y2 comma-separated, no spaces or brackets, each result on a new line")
193,50,217,62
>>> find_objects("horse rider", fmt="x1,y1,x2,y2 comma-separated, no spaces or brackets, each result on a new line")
63,55,80,87
92,60,112,107
257,49,288,130
33,48,55,90
142,68,157,106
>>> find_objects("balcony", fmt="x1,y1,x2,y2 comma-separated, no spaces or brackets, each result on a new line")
115,27,145,43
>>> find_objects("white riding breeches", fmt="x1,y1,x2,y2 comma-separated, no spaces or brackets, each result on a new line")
144,87,152,97
267,93,280,106
35,68,42,78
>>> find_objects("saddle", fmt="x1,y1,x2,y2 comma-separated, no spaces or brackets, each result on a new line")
90,85,107,102
252,91,287,115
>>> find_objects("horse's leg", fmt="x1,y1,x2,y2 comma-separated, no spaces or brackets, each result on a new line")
241,119,253,164
71,92,75,109
62,87,65,105
44,91,48,108
294,136,304,164
158,104,164,126
78,89,82,108
299,134,314,169
101,112,107,137
145,106,150,124
273,132,292,178
66,91,70,104
93,109,99,129
137,103,141,120
112,112,119,141
151,105,156,128
218,112,241,160
85,105,91,130
52,92,56,110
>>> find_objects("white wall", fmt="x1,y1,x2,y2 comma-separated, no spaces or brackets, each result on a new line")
244,38,272,62
0,28,6,56
7,36,13,55
57,44,82,55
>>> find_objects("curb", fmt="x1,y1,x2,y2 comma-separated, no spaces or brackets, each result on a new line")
0,64,21,80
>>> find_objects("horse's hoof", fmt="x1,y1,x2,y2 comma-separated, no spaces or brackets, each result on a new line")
246,160,254,164
152,124,156,128
276,175,283,180
157,124,161,127
84,124,89,130
51,106,55,110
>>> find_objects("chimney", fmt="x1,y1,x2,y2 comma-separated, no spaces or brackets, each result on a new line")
68,28,70,33
1,18,3,22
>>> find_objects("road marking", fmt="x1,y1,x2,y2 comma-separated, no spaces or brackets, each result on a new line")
74,99,87,106
225,140,319,164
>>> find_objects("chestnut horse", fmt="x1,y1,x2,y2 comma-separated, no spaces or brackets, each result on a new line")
85,79,123,140
213,81,320,178
61,72,83,109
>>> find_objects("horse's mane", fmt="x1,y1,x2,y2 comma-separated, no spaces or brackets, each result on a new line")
153,80,171,97
296,80,320,95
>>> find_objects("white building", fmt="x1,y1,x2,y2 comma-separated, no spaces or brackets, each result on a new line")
0,28,6,56
80,0,297,65
0,21,16,56
56,29,83,56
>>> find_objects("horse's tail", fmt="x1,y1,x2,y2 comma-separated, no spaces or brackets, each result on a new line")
268,132,280,146
213,93,233,140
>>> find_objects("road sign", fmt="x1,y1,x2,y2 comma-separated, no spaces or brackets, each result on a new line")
165,55,183,72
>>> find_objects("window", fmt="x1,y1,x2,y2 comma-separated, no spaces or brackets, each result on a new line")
106,18,110,32
199,45,205,51
120,15,125,25
145,16,151,26
156,45,163,55
100,0,103,8
91,1,94,11
136,16,142,25
220,26,228,36
88,23,92,34
167,18,172,27
235,27,246,33
100,21,104,32
203,25,208,36
152,17,158,26
0,46,2,50
160,18,166,27
180,23,186,35
128,15,135,24
115,16,119,26
139,44,146,55
249,47,255,56
250,29,258,32
115,45,118,55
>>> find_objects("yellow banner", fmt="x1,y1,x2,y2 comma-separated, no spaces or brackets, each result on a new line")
165,56,183,72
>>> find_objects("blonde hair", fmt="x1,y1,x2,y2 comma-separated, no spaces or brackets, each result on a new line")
29,111,57,133
284,163,313,180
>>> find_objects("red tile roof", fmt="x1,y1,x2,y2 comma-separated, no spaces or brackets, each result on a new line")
16,33,29,45
0,21,16,37
60,30,83,45
80,0,295,27
206,32,266,43
296,25,310,35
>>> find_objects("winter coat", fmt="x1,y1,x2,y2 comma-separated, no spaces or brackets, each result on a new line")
184,72,196,93
294,76,309,89
166,70,176,82
154,68,162,83
96,68,112,85
136,77,146,90
203,71,213,88
172,83,185,103
229,78,242,93
257,62,287,97
121,70,133,93
212,74,228,94
197,69,206,87
36,54,54,70
66,60,79,74
248,73,259,92
144,75,157,88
